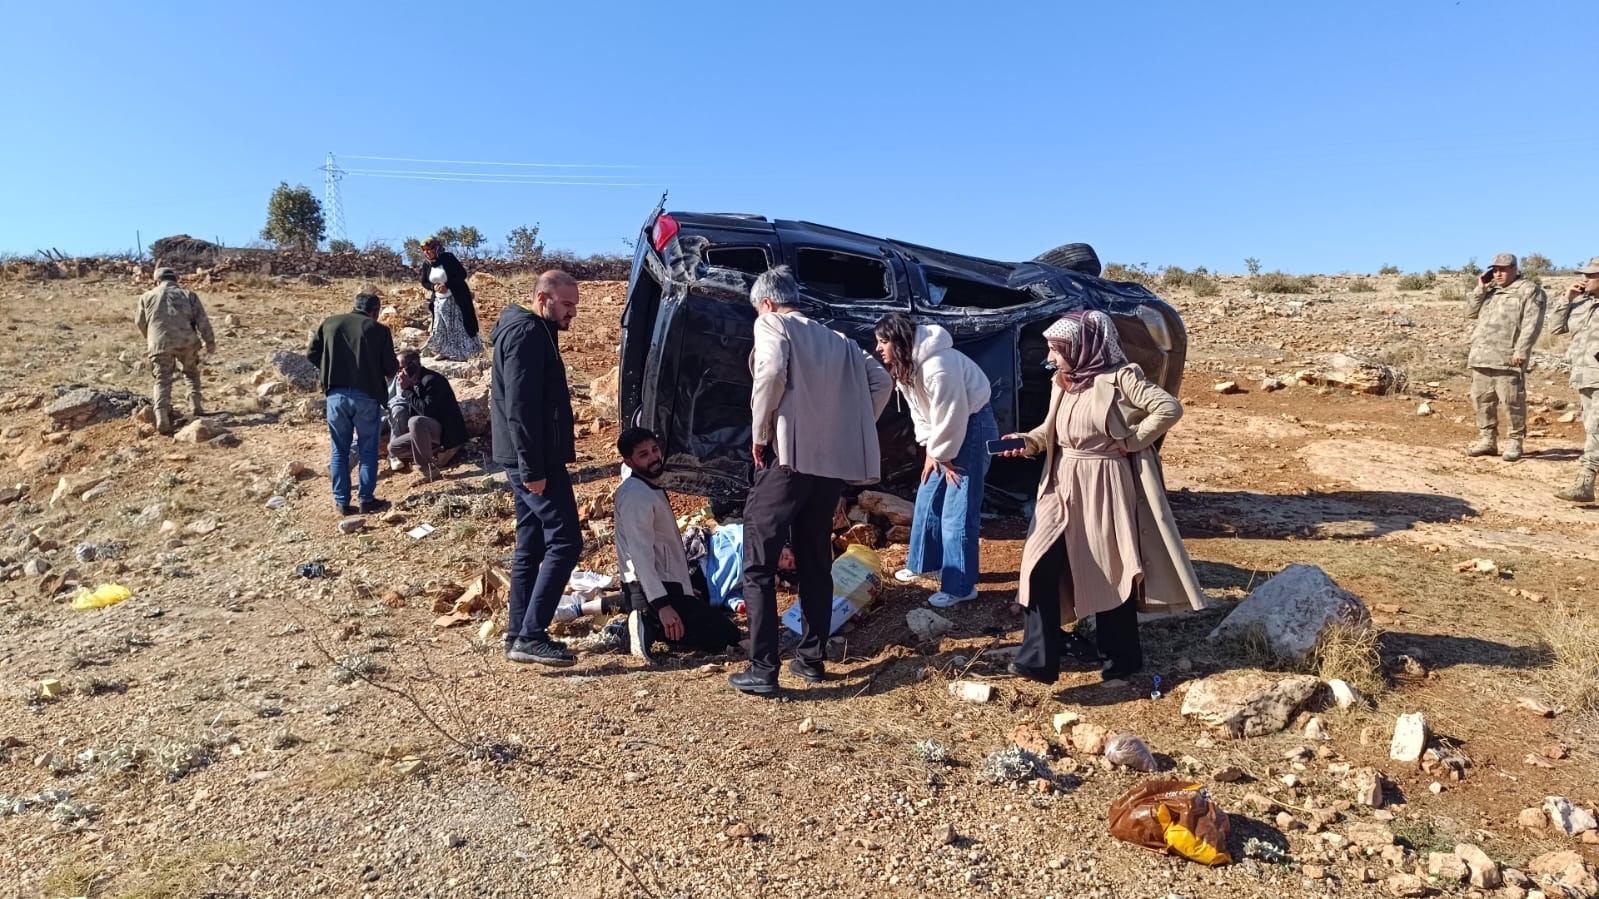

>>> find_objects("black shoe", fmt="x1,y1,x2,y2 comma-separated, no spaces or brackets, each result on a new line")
338,504,358,516
506,639,576,667
788,658,825,684
728,668,778,695
1100,660,1143,682
359,499,391,515
1006,661,1058,686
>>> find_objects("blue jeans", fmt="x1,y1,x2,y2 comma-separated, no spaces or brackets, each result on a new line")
326,388,383,507
906,404,998,598
506,466,582,645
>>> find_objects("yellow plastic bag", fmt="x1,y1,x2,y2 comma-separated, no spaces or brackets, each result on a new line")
71,583,131,610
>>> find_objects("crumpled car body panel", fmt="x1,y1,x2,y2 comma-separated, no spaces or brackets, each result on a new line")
619,208,1188,504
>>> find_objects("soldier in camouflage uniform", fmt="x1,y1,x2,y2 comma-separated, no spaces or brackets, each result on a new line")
1464,252,1546,461
135,267,215,435
1546,256,1599,501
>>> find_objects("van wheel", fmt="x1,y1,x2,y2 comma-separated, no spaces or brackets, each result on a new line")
1034,243,1101,277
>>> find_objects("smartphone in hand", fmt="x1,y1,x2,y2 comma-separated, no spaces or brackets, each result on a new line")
986,437,1027,455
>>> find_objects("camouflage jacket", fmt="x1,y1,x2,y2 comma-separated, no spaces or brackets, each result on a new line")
1465,277,1545,370
1564,294,1599,390
135,283,215,354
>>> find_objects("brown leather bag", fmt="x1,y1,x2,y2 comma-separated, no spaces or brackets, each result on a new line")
1108,780,1233,866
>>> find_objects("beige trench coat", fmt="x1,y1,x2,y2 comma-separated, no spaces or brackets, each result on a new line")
1014,364,1211,617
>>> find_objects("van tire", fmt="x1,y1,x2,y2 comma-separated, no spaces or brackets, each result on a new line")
1034,243,1101,277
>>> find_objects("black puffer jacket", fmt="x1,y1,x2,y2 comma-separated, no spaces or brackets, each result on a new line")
489,304,574,480
418,251,479,337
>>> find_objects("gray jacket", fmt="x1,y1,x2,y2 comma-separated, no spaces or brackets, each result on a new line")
749,310,892,483
1465,277,1546,370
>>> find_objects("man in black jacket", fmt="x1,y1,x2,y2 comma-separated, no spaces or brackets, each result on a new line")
387,350,468,482
419,238,479,339
491,270,582,666
308,293,398,515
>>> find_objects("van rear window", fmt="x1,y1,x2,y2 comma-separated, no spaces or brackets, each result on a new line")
705,246,769,275
925,272,1034,310
795,248,890,301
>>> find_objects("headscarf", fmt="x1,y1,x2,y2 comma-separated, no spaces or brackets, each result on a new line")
1043,309,1127,392
421,237,443,255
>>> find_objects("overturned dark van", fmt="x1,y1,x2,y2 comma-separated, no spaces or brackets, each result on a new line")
619,203,1188,504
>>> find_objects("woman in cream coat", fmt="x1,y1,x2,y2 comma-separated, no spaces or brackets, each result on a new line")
997,310,1208,683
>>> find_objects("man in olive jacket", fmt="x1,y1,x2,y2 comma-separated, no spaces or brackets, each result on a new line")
135,267,215,435
307,293,397,515
491,270,581,667
1465,252,1546,461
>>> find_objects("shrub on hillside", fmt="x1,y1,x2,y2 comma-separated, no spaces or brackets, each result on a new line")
1251,271,1316,294
1379,264,1401,275
1348,278,1376,293
1396,271,1437,291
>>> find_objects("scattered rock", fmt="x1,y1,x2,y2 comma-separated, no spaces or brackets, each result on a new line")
1050,711,1079,734
39,679,65,700
1214,380,1242,394
23,558,50,577
1327,678,1362,709
590,365,619,419
1385,873,1427,897
1454,557,1499,575
840,522,882,549
257,381,286,397
337,517,366,535
1345,822,1396,849
797,717,815,734
1353,767,1386,807
1416,402,1433,415
947,681,993,703
906,608,954,643
724,822,754,840
1454,843,1501,889
856,490,914,528
268,349,320,391
1008,724,1050,757
1070,723,1109,755
174,419,213,443
934,823,957,846
1304,717,1329,741
1519,807,1549,829
1296,353,1407,396
1208,564,1370,662
1517,697,1561,718
1544,796,1598,836
1427,852,1468,883
1213,765,1246,783
46,386,141,429
1389,712,1428,763
1529,851,1597,899
1179,671,1323,737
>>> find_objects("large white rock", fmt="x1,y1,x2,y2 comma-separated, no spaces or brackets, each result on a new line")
1209,564,1370,662
1389,712,1429,762
1544,797,1598,836
906,609,954,643
454,377,492,438
1454,843,1501,889
1179,672,1322,737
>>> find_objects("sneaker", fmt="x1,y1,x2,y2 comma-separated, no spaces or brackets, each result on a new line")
505,638,576,667
728,668,778,695
627,610,654,666
788,658,825,684
928,589,979,609
389,457,410,473
338,503,357,516
894,568,932,584
600,621,627,652
359,498,391,515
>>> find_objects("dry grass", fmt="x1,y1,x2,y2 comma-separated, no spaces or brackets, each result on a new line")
1312,622,1385,696
1348,278,1376,293
119,842,253,899
1539,604,1599,713
43,851,109,897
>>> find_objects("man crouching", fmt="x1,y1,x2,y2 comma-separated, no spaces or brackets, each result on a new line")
613,427,742,664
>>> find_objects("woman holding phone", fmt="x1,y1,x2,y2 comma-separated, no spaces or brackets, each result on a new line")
996,310,1208,683
874,314,997,608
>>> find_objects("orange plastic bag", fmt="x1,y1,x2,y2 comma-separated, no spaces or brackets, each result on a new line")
1108,780,1233,866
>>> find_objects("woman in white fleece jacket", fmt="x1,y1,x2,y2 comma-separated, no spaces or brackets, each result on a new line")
874,314,997,608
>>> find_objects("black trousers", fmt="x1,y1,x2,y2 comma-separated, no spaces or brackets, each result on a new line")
741,466,843,678
1014,536,1143,680
620,580,742,653
506,465,581,645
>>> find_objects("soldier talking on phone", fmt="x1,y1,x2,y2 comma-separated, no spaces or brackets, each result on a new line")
1463,253,1547,462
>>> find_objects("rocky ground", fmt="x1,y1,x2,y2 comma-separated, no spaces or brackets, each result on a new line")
0,267,1596,899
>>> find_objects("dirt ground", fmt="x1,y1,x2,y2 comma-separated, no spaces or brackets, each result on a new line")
0,269,1595,898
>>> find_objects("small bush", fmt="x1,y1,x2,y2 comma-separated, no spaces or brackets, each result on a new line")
1348,278,1377,293
1539,604,1599,713
1395,271,1437,291
977,746,1051,784
1313,623,1385,696
1440,285,1464,303
1379,264,1401,275
1161,265,1221,296
1250,271,1316,294
1462,258,1482,277
1101,262,1156,288
327,238,356,254
1520,253,1554,280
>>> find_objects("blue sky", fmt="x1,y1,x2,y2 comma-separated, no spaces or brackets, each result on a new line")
7,1,1595,273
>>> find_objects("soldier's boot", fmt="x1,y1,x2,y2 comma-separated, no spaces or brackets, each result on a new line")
1555,468,1597,503
1500,439,1524,462
154,407,174,436
1465,433,1498,457
189,390,205,418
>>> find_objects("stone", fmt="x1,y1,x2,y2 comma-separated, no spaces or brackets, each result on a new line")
1008,724,1049,757
454,377,492,438
1276,811,1301,831
906,609,954,643
1214,380,1242,394
1242,792,1275,814
724,823,754,840
392,757,424,776
337,517,366,535
1544,797,1598,835
1050,711,1080,734
174,419,213,443
1385,873,1427,897
1327,679,1362,709
0,484,24,505
1213,765,1246,783
45,386,141,429
1428,852,1468,882
1416,402,1432,415
1353,767,1385,807
1209,564,1370,662
1179,672,1323,737
1529,851,1597,899
23,558,50,577
1070,724,1109,755
797,717,814,734
1261,377,1287,391
80,481,113,502
934,823,957,846
1345,822,1396,849
1304,717,1329,741
1389,712,1428,763
1454,843,1501,889
947,681,993,703
1303,864,1326,880
267,349,320,391
256,381,286,397
590,365,620,419
1519,807,1549,829
1296,353,1407,396
856,490,915,527
886,525,912,543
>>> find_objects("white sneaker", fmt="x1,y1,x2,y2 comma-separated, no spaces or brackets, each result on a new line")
895,568,933,584
928,590,979,609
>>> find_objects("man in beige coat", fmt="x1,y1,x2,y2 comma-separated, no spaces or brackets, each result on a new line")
728,265,892,695
1465,253,1546,461
135,267,215,435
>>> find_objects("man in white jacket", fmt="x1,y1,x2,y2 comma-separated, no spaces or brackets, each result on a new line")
613,427,741,664
729,266,892,695
875,314,996,607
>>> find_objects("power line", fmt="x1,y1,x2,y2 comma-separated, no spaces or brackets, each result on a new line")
342,167,649,181
342,171,651,187
341,154,654,169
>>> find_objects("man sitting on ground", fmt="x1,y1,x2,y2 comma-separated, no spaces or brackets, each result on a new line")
612,427,742,664
387,350,468,482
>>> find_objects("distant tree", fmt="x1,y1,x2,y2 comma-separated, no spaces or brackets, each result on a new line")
457,226,485,253
260,182,325,252
506,224,544,262
1462,257,1482,277
1520,253,1554,281
1244,257,1262,276
432,226,461,250
1378,263,1401,275
402,237,426,268
328,238,356,254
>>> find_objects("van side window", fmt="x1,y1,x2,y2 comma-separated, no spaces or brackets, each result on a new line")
924,272,1034,309
704,246,769,275
795,248,891,301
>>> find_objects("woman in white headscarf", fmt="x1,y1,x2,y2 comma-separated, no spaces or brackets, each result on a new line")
996,309,1208,683
423,256,482,361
